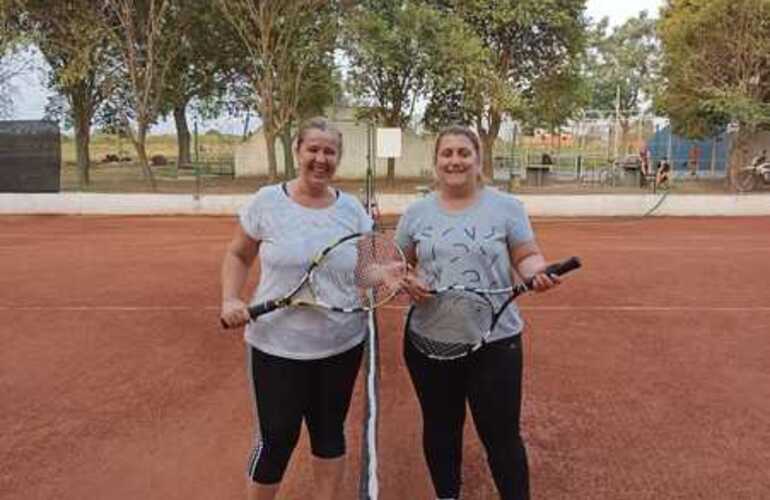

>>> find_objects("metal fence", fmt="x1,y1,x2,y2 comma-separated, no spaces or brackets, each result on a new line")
45,115,754,197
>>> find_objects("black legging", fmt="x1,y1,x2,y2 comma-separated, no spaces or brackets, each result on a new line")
246,343,363,484
404,331,530,500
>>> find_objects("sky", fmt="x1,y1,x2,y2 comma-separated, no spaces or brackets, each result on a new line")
3,0,665,132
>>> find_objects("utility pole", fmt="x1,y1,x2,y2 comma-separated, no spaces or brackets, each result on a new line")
614,85,621,161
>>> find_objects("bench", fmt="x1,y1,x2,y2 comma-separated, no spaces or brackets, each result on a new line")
525,164,552,187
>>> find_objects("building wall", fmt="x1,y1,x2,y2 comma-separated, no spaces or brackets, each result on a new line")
235,110,436,179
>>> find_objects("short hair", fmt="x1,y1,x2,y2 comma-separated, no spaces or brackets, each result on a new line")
295,116,343,158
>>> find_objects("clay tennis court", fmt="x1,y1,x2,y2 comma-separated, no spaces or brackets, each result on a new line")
2,215,769,499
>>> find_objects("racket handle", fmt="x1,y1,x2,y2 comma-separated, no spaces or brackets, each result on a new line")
544,256,582,277
219,300,283,329
524,256,581,288
247,300,283,319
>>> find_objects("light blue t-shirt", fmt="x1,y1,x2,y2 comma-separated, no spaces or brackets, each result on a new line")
394,187,535,340
239,184,373,360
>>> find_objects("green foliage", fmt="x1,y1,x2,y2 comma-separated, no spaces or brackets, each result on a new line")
217,0,339,178
584,10,660,116
527,64,589,130
1,1,25,117
423,0,587,127
657,0,770,138
161,2,243,116
342,0,447,127
421,9,500,129
420,0,588,175
16,0,115,88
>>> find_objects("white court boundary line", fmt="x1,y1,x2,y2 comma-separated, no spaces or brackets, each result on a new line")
3,305,770,312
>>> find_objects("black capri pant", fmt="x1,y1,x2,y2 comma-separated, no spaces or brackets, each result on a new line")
404,331,530,500
246,342,363,484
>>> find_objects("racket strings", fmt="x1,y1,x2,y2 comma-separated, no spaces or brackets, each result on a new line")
310,234,405,310
408,330,476,360
353,235,405,305
408,289,495,360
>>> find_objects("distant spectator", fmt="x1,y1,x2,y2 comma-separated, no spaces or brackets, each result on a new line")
688,145,701,176
639,146,651,177
656,157,671,188
644,148,652,175
541,152,553,166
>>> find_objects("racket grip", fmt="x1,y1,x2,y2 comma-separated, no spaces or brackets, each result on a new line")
247,300,282,319
544,256,582,277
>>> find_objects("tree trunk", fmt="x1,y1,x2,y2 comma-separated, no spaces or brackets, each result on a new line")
242,111,251,141
74,126,91,189
173,103,191,167
69,84,93,189
131,124,157,191
480,134,496,179
264,126,278,180
479,112,502,179
75,115,91,189
280,126,294,178
728,127,752,189
620,119,631,155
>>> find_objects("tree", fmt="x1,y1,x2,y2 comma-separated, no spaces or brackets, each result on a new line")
657,0,770,178
0,1,32,118
101,0,180,191
342,0,447,182
584,11,660,154
424,0,588,177
15,0,120,188
526,64,589,152
218,0,338,180
278,62,339,178
161,2,243,168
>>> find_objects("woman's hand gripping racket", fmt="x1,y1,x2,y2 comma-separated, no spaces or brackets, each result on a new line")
221,232,406,328
407,256,581,360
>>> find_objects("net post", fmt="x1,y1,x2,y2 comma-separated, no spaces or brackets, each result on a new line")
359,120,380,500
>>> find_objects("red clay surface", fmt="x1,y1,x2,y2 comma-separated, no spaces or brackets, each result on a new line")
2,215,770,500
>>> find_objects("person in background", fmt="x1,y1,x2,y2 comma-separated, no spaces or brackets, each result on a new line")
656,156,672,188
639,146,650,177
688,145,701,177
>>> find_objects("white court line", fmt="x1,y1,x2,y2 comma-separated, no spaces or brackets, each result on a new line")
588,235,769,241
567,246,770,252
380,304,770,312
0,306,220,311
2,305,770,313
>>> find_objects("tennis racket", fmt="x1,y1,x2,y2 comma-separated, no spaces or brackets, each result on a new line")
407,256,582,360
222,232,406,328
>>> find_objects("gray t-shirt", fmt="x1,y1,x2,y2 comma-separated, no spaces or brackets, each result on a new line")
239,184,373,360
394,187,535,340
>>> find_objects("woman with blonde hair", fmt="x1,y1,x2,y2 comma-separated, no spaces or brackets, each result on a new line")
220,117,372,500
396,125,562,500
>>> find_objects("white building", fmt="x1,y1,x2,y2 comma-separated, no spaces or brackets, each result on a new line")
234,107,436,179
